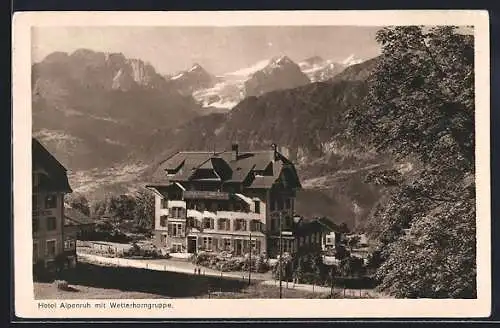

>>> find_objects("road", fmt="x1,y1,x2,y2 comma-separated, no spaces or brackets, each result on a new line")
77,252,272,281
77,252,391,298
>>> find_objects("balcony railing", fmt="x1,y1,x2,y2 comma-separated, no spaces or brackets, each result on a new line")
183,190,230,200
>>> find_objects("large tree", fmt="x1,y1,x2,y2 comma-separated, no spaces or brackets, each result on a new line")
132,188,155,230
347,26,475,298
66,193,91,216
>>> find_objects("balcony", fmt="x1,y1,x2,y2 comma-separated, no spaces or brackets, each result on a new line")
183,190,230,200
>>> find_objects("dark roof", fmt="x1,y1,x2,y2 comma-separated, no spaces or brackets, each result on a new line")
316,217,340,232
148,146,300,190
32,138,72,193
295,217,340,235
247,176,277,189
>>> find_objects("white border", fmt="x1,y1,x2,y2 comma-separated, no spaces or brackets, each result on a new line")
12,10,491,319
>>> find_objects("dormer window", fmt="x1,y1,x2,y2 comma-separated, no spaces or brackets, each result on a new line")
254,200,261,214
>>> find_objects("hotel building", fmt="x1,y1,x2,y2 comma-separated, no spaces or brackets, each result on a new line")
147,144,302,258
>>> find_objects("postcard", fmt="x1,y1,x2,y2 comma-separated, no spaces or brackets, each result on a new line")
12,10,491,319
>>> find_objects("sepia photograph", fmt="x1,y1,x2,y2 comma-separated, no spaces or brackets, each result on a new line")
13,10,490,318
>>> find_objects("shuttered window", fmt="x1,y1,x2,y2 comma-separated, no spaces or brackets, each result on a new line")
167,223,185,237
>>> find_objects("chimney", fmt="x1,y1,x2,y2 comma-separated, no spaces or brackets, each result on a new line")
231,143,239,161
271,143,278,161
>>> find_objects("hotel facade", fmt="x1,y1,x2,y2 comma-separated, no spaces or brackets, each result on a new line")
147,144,302,258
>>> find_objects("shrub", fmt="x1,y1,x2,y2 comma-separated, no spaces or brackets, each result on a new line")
54,280,70,291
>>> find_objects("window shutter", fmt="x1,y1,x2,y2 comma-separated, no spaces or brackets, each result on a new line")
181,224,185,237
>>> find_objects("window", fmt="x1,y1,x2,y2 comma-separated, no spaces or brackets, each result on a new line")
250,220,261,232
234,219,247,231
44,195,57,209
46,217,57,231
223,238,232,250
254,240,262,254
160,216,168,227
170,207,185,219
32,195,38,211
279,239,294,254
64,239,75,250
172,244,183,253
203,237,213,251
203,218,214,230
46,240,56,257
270,199,276,211
254,201,260,214
167,223,185,237
32,218,39,233
161,198,168,209
217,218,230,231
186,217,196,228
33,242,38,262
285,198,291,209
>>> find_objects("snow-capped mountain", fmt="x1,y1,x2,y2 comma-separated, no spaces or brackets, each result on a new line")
168,63,218,95
341,54,364,66
299,54,364,82
244,56,311,97
172,54,365,111
191,56,310,110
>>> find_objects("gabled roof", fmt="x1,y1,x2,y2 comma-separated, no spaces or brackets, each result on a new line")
316,217,340,232
148,145,301,190
32,138,72,193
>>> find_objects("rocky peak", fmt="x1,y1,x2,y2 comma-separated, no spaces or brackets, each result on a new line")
244,55,310,97
34,48,168,92
168,63,216,95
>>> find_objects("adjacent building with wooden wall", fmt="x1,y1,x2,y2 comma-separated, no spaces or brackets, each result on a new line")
32,138,73,272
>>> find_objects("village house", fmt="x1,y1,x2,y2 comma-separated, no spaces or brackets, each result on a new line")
64,206,96,240
146,143,302,258
293,217,343,253
32,138,73,272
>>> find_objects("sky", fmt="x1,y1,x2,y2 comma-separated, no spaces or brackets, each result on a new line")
32,26,383,76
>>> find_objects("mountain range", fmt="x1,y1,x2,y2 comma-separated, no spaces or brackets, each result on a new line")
32,49,202,171
32,49,389,229
166,54,364,111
